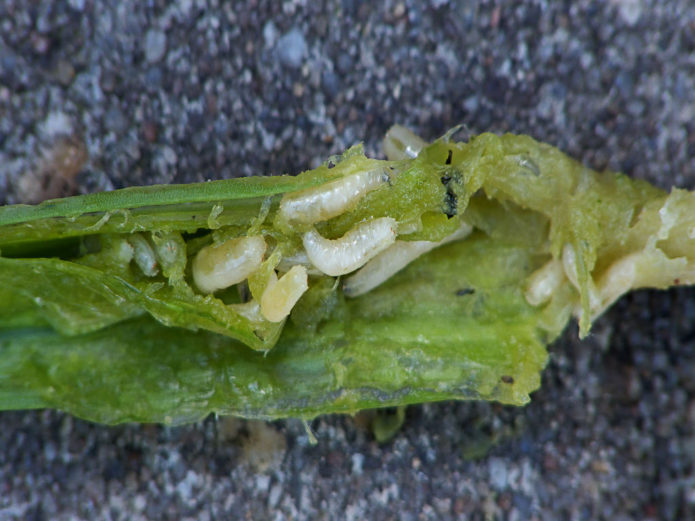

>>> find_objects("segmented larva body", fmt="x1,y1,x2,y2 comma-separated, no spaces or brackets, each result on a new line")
343,222,473,297
192,235,266,294
128,233,159,277
302,217,398,277
278,169,388,225
260,265,309,322
382,124,427,161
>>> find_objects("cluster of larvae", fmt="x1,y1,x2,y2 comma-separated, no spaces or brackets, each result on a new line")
176,165,471,324
122,123,687,334
525,190,695,327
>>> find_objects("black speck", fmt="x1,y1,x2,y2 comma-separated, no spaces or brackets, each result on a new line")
440,171,458,218
501,375,514,384
327,160,335,169
443,190,457,218
238,283,251,303
445,149,453,165
455,288,475,296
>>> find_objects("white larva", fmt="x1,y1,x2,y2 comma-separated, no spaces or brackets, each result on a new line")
382,124,427,160
278,168,388,225
524,258,565,306
128,233,159,277
260,265,309,322
590,250,695,321
590,252,641,320
302,217,398,277
343,221,473,297
192,235,266,294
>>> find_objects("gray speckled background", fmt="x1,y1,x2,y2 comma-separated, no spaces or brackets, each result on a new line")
2,1,695,520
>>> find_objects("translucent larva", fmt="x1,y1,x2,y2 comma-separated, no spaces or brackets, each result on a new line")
113,238,135,266
302,217,398,277
343,222,473,297
278,169,388,225
151,231,187,283
382,124,427,160
591,253,641,320
128,233,159,277
192,235,266,294
260,265,309,322
524,258,565,306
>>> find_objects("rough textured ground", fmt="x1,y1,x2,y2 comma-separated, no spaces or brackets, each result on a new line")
2,1,695,520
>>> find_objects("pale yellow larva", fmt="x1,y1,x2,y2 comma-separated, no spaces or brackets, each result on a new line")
192,235,266,294
260,265,309,322
524,258,565,306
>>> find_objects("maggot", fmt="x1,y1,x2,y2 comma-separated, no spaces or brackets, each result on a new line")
128,233,159,277
524,258,565,306
343,221,473,297
278,168,388,225
591,252,641,320
192,235,266,294
382,124,427,160
302,217,398,277
260,265,309,322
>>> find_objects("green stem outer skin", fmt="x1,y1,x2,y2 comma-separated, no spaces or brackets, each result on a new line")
0,175,312,227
